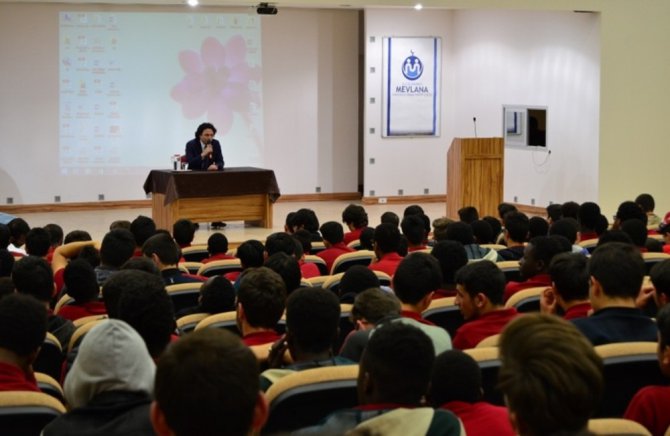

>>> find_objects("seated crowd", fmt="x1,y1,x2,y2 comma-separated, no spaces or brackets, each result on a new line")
1,193,670,435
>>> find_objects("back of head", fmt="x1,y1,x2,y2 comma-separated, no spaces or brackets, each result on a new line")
528,236,564,273
590,242,645,299
621,218,648,248
595,214,609,236
25,228,50,257
0,293,47,357
101,229,136,268
498,314,602,435
444,221,474,245
292,208,320,233
286,287,340,355
650,260,670,303
207,233,229,255
548,252,589,302
64,229,92,244
0,250,14,277
238,267,286,329
455,260,506,305
200,276,236,313
549,218,579,244
401,214,426,245
340,265,380,296
109,220,132,232
429,349,482,406
172,219,196,246
616,200,647,225
121,256,161,276
12,256,54,302
265,232,296,256
482,216,502,240
142,232,179,266
528,216,549,238
471,219,494,244
351,288,400,325
431,240,468,286
236,240,265,269
44,223,63,248
361,322,434,405
320,221,345,245
373,223,401,254
504,212,529,243
578,202,601,230
154,329,260,436
292,230,312,256
342,204,369,229
546,204,563,222
432,217,454,242
393,252,442,304
130,215,157,247
561,201,580,220
657,304,670,350
635,193,655,213
498,202,518,220
458,206,479,224
380,211,399,227
64,258,100,303
403,204,424,217
264,252,301,295
0,224,10,249
8,218,30,245
597,230,633,248
359,227,375,250
64,319,155,409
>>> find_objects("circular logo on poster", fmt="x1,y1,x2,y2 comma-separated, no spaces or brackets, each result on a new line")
402,52,423,81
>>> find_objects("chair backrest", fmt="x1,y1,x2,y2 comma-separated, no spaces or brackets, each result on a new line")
578,237,599,254
68,319,105,353
496,260,522,283
322,273,345,294
304,275,331,288
304,255,329,276
33,333,63,382
176,312,210,335
594,341,664,417
588,418,652,435
166,282,203,314
331,250,375,275
53,294,76,315
463,346,504,406
181,261,204,274
181,244,209,262
309,241,327,255
642,252,670,274
476,334,500,348
481,244,507,251
196,259,243,277
72,314,108,329
373,271,392,287
193,311,240,336
346,239,362,250
422,297,464,338
264,365,359,433
503,286,546,312
0,391,66,434
35,372,65,405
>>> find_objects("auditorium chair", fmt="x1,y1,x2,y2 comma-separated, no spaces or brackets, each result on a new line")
578,238,599,254
330,250,376,275
503,286,545,313
464,346,504,406
166,282,202,314
0,391,66,435
35,372,65,405
422,297,464,338
33,333,64,382
496,260,522,283
68,319,105,353
309,241,326,255
176,312,210,335
303,255,329,276
180,244,209,262
196,259,242,277
588,418,651,435
180,261,203,274
193,310,240,336
476,334,500,348
642,252,670,275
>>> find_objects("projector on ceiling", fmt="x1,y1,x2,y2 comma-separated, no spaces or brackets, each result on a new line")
257,3,278,15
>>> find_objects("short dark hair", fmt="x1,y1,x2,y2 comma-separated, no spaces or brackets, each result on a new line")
616,201,647,225
444,221,474,245
265,232,296,257
351,288,400,324
0,293,47,356
380,211,399,227
470,220,494,244
498,203,517,220
528,216,549,238
0,250,14,277
194,122,217,138
207,233,229,255
504,212,529,243
115,270,175,358
455,260,506,305
430,349,482,406
238,267,286,329
340,265,380,296
264,252,301,295
498,314,602,435
64,229,92,244
373,223,401,254
12,256,54,302
458,206,479,224
578,202,601,230
594,214,609,236
403,205,425,217
621,219,648,247
635,193,656,213
482,216,502,241
597,229,633,247
528,236,564,270
199,276,236,313
172,219,196,246
0,224,10,249
650,259,670,301
100,229,136,268
44,224,64,248
359,228,375,251
121,256,161,276
142,233,180,265
342,204,368,229
401,215,426,246
657,304,670,349
292,230,312,256
8,218,30,243
590,242,645,299
130,215,157,247
25,227,51,257
561,201,580,220
393,253,442,305
548,253,589,302
64,259,100,303
292,209,320,233
431,241,468,286
155,329,259,436
286,287,340,354
549,218,579,244
362,322,434,404
320,221,345,245
236,240,265,269
546,204,563,222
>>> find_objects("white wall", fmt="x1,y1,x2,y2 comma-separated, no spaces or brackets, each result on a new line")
364,8,600,210
0,4,360,204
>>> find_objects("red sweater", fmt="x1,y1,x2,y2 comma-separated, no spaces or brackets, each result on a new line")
58,301,107,322
453,308,520,349
202,253,237,264
368,252,403,277
441,401,515,436
317,243,354,273
624,385,670,436
0,362,40,393
504,273,551,302
243,330,282,347
563,302,592,321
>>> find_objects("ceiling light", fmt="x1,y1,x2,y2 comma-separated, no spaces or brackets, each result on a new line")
414,4,423,10
187,0,198,6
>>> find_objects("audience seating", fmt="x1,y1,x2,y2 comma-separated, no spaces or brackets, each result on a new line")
587,418,652,435
373,271,392,287
72,314,107,329
181,245,209,262
299,279,312,287
503,286,545,312
464,346,504,406
476,334,500,348
33,333,64,382
642,252,670,275
309,241,326,254
263,365,359,434
196,259,242,277
578,238,599,254
330,250,376,275
166,282,202,314
346,239,362,250
594,341,665,418
180,261,203,274
322,273,345,294
0,391,66,434
304,255,329,276
68,319,105,353
178,264,190,275
496,260,522,282
422,297,464,338
481,244,506,250
194,311,240,336
176,312,210,335
53,294,76,315
336,304,354,352
35,372,65,405
304,275,330,288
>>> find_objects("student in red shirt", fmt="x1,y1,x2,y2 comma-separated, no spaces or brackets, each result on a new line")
317,221,354,273
401,214,428,252
342,204,369,245
172,218,197,249
650,259,670,308
58,259,107,321
453,261,519,349
577,202,602,241
368,223,403,277
504,236,564,302
430,241,468,299
540,252,592,320
237,267,286,347
201,233,236,264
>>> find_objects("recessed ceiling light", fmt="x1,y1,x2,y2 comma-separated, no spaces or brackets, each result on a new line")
414,3,423,10
187,0,198,6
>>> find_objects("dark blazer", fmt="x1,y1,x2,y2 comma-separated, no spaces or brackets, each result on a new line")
185,138,224,170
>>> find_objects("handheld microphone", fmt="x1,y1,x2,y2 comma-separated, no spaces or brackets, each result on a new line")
473,117,478,138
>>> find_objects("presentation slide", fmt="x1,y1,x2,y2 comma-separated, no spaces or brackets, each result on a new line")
59,11,263,175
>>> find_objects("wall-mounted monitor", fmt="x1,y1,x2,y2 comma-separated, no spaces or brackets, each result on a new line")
503,105,547,149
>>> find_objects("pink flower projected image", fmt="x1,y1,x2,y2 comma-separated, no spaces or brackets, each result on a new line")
171,36,261,136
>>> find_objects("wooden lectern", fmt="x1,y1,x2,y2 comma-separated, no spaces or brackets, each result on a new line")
446,137,504,219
